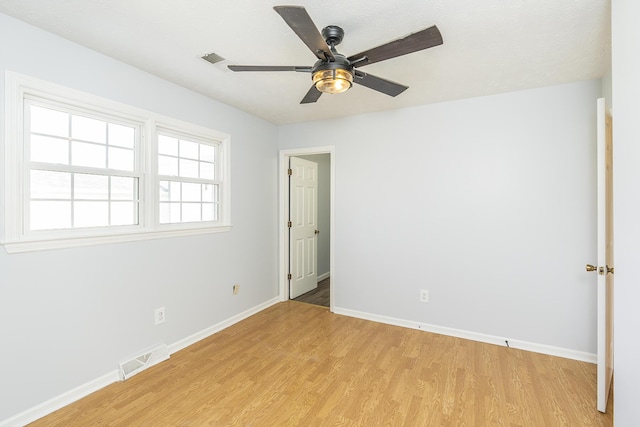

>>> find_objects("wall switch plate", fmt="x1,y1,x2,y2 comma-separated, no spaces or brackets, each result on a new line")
233,284,240,295
154,307,165,325
420,289,429,303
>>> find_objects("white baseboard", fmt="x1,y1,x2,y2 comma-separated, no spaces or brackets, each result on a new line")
0,370,120,427
317,272,330,282
168,297,280,354
332,307,597,364
0,297,281,427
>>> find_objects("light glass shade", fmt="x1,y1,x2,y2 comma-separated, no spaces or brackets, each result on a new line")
313,68,353,94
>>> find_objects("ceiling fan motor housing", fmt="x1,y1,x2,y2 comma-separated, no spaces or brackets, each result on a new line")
312,53,352,74
321,25,345,47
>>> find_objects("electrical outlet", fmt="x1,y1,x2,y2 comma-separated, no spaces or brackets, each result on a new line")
154,307,165,325
419,289,429,303
233,284,240,295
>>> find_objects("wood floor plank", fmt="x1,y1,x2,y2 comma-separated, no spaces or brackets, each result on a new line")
28,301,613,426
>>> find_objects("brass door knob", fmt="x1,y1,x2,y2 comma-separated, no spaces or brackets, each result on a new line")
607,266,615,275
586,264,605,275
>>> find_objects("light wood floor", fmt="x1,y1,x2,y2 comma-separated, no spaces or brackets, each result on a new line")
30,302,613,426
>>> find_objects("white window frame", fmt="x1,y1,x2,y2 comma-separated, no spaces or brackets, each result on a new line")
24,96,145,236
3,72,231,254
156,126,225,226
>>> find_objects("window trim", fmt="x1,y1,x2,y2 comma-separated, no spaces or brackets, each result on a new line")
3,71,231,254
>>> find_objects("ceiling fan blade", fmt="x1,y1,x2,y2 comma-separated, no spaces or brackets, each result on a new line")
273,6,334,61
353,70,408,97
348,25,443,68
300,85,322,104
228,65,312,72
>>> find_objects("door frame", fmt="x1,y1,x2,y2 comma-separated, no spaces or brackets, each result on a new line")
278,146,335,311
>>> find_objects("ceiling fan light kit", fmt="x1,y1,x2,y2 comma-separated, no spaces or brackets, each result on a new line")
228,5,443,104
313,68,353,94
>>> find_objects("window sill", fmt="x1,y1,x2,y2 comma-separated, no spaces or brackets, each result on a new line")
1,225,232,254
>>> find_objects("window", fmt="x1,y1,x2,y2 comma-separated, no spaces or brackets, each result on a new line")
27,101,141,231
3,72,230,253
157,131,220,224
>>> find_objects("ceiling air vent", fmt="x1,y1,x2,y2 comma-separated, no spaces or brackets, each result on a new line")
202,52,225,65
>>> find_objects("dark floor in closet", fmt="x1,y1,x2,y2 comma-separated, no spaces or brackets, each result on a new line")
292,277,329,307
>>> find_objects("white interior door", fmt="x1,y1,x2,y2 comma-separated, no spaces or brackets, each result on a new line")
593,97,614,413
289,157,318,299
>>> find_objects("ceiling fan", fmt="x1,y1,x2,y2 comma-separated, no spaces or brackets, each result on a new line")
228,6,443,104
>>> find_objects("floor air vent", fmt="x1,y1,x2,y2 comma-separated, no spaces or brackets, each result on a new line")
119,344,169,380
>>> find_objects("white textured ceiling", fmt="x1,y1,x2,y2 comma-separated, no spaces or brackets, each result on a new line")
0,0,610,125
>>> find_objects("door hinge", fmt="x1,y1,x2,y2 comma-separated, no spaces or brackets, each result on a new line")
287,168,292,176
287,221,292,228
287,273,292,280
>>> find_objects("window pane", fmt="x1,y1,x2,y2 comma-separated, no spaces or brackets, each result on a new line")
159,181,170,202
182,203,201,222
159,180,181,202
158,135,178,156
74,173,108,200
111,176,135,200
31,106,69,137
31,201,71,230
180,159,198,178
108,123,135,149
74,201,108,227
158,155,178,176
159,202,169,223
72,115,106,144
202,184,217,202
160,202,181,223
31,170,71,199
200,144,215,162
108,147,134,171
72,141,106,168
111,201,136,225
202,203,217,221
182,183,201,202
170,182,181,201
200,162,215,180
31,135,69,165
180,140,199,160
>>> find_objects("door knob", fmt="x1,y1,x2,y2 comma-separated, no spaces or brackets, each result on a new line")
315,229,320,234
607,265,614,275
586,264,605,275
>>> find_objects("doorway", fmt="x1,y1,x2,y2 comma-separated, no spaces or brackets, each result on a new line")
279,147,334,311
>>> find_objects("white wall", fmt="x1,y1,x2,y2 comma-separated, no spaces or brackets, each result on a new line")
280,80,601,354
612,1,640,424
297,154,331,278
0,13,279,423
